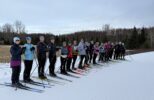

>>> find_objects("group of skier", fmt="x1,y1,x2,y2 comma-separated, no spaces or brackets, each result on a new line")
10,35,126,87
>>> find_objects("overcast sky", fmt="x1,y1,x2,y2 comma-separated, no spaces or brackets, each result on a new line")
0,0,154,34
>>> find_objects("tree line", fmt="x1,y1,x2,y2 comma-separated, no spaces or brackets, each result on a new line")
0,21,153,49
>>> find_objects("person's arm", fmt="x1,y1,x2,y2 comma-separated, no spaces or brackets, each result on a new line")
10,46,22,57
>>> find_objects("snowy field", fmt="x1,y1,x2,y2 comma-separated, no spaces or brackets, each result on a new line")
0,52,154,100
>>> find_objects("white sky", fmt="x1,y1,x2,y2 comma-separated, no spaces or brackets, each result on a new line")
0,0,154,34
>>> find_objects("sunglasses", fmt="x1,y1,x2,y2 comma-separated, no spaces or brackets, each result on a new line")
16,40,20,41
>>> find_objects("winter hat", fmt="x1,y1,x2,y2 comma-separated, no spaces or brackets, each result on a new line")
50,36,55,40
13,37,20,43
26,37,31,41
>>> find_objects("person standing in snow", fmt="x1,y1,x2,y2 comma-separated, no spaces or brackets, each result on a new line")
37,36,48,79
10,37,25,86
48,37,57,77
78,39,86,69
72,40,78,70
99,43,105,62
60,41,68,75
119,42,126,60
23,37,35,82
85,41,90,66
66,41,73,72
89,40,94,63
93,42,100,64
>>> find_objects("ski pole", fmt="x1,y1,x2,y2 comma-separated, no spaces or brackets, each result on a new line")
30,51,39,76
30,51,46,88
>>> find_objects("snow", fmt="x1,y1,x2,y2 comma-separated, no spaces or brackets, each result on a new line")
0,52,154,100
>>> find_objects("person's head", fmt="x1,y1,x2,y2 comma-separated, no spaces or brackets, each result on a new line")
95,42,99,46
80,39,84,43
73,40,77,45
122,43,125,46
13,37,20,44
50,36,55,43
119,42,122,45
62,41,67,47
26,37,32,44
101,43,104,46
68,41,72,46
39,36,45,42
85,42,89,46
90,40,94,44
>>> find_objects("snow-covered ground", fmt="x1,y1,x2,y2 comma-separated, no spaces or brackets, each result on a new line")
0,52,154,100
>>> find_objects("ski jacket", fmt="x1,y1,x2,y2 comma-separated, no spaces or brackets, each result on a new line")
67,46,73,58
93,45,99,55
61,46,68,58
48,42,56,58
99,46,105,53
72,45,78,55
77,42,86,55
37,42,47,58
23,43,35,60
10,44,23,67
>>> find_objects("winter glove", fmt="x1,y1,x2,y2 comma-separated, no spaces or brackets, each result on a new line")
22,47,26,53
30,47,35,51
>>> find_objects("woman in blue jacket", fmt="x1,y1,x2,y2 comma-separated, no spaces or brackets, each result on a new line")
23,37,35,82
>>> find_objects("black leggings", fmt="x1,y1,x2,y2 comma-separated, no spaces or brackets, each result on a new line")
49,56,56,74
11,66,21,84
60,57,67,72
93,53,98,64
38,57,46,76
72,55,77,69
24,60,33,80
89,52,93,63
79,55,86,68
67,58,72,70
99,53,105,61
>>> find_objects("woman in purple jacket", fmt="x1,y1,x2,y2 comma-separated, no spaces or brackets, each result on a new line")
10,37,25,87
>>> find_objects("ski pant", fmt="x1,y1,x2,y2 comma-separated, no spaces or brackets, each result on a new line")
89,52,93,63
109,50,113,59
85,53,90,65
99,53,105,61
60,57,67,72
67,57,72,70
79,55,86,68
11,66,21,84
49,56,56,75
72,55,77,69
93,53,98,64
23,60,33,81
38,56,46,77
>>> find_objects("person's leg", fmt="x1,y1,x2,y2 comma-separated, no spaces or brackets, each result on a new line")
41,58,46,76
63,58,67,74
79,55,84,68
49,57,52,74
51,56,56,74
38,57,42,77
84,54,88,65
60,57,64,73
89,52,93,63
93,54,97,64
16,67,21,83
67,58,72,71
23,60,28,81
11,68,16,84
72,55,77,69
27,60,33,80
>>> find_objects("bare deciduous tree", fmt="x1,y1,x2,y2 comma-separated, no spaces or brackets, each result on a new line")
2,23,14,33
14,20,25,34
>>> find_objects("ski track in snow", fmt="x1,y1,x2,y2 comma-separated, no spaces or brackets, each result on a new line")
0,52,154,100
